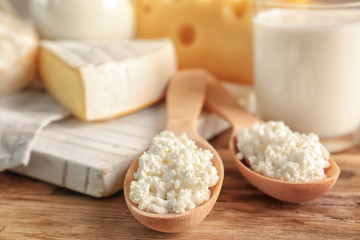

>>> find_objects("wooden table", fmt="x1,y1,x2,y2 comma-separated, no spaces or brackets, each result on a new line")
0,132,359,240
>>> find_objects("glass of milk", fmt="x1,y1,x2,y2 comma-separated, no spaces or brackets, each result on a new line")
29,0,135,40
253,0,360,152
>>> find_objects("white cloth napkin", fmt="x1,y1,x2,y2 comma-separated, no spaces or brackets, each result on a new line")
0,89,70,171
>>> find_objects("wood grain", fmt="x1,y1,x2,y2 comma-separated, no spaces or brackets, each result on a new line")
0,140,359,240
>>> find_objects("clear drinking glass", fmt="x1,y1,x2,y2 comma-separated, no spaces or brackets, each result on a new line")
253,0,360,152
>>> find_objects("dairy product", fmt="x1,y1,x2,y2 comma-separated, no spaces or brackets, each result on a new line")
254,9,360,138
129,131,219,214
39,39,176,121
136,0,253,84
236,121,330,182
0,0,38,96
30,0,135,40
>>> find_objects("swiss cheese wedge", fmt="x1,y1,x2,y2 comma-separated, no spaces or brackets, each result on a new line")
0,0,38,96
39,39,177,121
136,0,253,84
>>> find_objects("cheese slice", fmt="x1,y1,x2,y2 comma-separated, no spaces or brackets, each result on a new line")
136,0,309,85
39,39,177,121
0,0,38,96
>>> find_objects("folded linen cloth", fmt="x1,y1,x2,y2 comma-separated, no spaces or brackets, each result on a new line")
0,88,70,171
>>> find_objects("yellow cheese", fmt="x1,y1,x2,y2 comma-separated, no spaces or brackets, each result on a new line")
0,0,38,96
39,39,177,121
136,0,308,85
136,0,252,84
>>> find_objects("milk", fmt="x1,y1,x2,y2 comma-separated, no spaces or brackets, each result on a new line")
30,0,135,41
254,9,360,138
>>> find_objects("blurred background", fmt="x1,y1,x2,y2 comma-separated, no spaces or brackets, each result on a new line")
10,0,29,18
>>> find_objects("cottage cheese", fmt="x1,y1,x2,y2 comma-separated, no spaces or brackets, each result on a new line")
236,121,330,182
129,131,219,214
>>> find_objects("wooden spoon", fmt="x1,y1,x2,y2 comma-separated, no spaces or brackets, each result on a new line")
205,77,340,203
124,69,224,232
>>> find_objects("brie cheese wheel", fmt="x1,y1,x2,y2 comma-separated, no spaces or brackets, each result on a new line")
0,0,38,96
39,39,177,121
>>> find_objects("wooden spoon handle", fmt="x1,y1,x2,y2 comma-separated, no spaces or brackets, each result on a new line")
166,69,208,134
205,76,260,131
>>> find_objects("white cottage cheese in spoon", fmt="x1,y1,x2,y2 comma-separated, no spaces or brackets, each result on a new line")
130,131,219,214
236,121,330,182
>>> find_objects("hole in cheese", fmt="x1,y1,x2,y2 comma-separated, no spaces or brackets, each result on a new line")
230,0,245,19
178,24,196,46
143,5,151,13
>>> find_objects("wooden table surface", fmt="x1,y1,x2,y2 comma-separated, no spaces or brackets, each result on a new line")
0,131,359,240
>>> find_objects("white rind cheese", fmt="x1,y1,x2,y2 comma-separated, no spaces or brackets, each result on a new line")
130,131,219,214
0,0,38,96
236,121,330,183
39,39,177,121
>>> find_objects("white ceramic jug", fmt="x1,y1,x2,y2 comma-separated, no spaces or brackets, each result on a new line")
29,0,135,40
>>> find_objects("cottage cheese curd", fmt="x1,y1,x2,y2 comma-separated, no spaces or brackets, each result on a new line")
129,131,219,214
236,121,330,182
